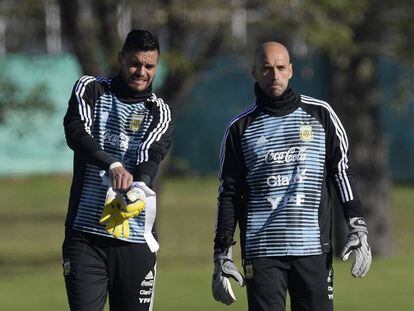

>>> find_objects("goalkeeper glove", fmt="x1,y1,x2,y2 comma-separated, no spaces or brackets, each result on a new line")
120,182,154,218
122,186,146,218
99,191,129,239
99,187,145,239
212,247,245,305
340,217,372,278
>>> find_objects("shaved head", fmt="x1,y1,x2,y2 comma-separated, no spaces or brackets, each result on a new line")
252,42,293,97
254,42,290,65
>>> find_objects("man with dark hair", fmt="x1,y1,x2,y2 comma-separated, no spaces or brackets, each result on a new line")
63,29,173,311
212,42,371,311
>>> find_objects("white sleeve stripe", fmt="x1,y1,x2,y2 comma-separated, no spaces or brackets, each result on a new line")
137,96,171,164
75,75,95,134
218,103,257,178
96,76,112,84
79,85,92,129
301,95,349,150
139,98,165,162
301,95,354,201
142,98,171,161
335,173,351,201
155,98,171,141
75,76,93,122
334,175,346,202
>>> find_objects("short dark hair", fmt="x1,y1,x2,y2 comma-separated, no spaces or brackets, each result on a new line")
121,29,160,54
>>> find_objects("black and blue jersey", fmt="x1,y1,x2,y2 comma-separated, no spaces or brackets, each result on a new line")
63,74,173,243
215,83,362,258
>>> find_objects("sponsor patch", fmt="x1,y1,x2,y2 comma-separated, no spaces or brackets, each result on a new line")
138,269,155,303
267,193,305,210
266,146,307,164
327,268,334,300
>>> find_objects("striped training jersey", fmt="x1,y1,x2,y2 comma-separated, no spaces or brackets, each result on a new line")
214,85,362,258
64,75,173,243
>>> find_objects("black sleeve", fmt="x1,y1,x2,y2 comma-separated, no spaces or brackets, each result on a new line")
63,76,117,170
214,122,247,251
133,98,174,186
325,107,364,220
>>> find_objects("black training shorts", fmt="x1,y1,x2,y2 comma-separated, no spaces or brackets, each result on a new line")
62,228,157,311
244,253,333,311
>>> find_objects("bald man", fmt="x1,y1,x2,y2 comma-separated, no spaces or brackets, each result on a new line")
212,42,371,311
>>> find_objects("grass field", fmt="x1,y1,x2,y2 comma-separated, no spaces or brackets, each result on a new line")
0,175,412,310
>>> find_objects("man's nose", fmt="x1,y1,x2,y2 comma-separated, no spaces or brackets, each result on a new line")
269,68,279,80
137,65,145,76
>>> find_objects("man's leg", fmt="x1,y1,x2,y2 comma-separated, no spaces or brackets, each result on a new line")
107,242,157,311
288,253,334,311
245,257,289,311
62,229,109,311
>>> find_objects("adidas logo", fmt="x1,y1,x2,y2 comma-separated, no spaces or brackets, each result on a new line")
145,271,154,280
256,135,268,145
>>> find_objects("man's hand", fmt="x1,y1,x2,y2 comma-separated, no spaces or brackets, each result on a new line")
109,163,133,192
212,247,245,305
340,217,372,278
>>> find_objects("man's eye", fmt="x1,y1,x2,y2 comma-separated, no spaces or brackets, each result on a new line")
129,62,141,67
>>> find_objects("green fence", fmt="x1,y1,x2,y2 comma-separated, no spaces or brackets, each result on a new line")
0,54,413,181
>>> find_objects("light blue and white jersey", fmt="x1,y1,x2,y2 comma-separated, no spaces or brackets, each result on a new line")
241,108,325,257
215,87,362,258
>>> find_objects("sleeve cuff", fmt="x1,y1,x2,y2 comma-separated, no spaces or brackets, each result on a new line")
109,162,123,170
133,161,159,184
342,199,364,219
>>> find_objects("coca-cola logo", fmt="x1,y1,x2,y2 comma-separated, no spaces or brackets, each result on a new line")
104,131,130,149
266,146,307,164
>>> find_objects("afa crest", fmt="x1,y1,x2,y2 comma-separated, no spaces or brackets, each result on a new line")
130,114,144,132
300,124,313,141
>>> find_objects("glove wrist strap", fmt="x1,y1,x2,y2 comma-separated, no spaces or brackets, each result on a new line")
348,217,368,234
214,246,233,261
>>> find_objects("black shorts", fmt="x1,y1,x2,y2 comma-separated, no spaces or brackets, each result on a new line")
244,253,333,311
62,228,156,311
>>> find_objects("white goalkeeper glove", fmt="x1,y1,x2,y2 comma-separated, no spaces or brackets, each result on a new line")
340,217,372,277
130,181,155,199
212,247,245,305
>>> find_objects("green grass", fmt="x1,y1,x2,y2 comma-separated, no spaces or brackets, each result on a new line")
0,175,413,310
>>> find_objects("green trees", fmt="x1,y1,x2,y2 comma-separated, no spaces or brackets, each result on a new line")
58,0,414,256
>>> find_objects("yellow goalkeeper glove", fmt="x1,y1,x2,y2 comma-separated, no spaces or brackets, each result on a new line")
99,188,146,239
99,192,128,239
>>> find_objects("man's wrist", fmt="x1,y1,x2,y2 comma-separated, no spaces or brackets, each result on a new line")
214,247,233,261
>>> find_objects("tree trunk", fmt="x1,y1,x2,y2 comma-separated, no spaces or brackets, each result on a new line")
329,55,393,257
58,0,102,75
329,0,393,257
